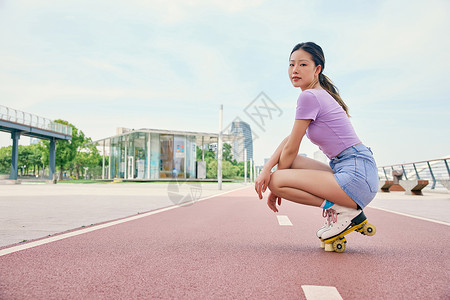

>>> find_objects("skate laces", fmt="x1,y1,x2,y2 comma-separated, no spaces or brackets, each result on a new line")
322,208,337,226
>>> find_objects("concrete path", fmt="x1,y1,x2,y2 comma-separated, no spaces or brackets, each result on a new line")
0,182,248,247
0,186,449,299
368,190,450,224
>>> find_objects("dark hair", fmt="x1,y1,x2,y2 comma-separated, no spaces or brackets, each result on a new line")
290,42,350,117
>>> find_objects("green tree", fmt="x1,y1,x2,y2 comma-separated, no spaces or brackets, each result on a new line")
38,140,49,168
205,156,217,178
222,160,240,179
39,120,86,180
28,144,44,176
71,137,101,179
236,161,251,179
0,146,12,174
196,146,216,161
0,144,45,176
223,143,233,162
197,143,248,179
18,145,39,175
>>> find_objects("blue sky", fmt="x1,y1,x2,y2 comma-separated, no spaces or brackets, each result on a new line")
0,0,449,166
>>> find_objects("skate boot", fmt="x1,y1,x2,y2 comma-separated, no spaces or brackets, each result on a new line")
316,209,337,248
321,204,376,252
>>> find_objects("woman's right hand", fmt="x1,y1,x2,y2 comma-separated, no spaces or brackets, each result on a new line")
255,168,271,199
267,191,282,213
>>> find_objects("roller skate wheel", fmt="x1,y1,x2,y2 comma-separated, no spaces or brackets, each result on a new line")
362,223,376,236
324,243,334,252
320,241,325,249
332,239,346,253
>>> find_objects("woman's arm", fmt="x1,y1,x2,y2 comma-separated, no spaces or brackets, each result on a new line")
254,119,310,199
255,135,290,199
261,135,290,173
278,119,311,169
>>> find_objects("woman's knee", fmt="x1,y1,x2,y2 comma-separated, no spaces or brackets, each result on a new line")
269,170,286,192
268,170,283,192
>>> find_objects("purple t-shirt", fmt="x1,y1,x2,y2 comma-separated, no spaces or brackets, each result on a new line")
295,89,361,159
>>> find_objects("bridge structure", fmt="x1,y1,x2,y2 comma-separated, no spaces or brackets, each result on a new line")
0,105,72,181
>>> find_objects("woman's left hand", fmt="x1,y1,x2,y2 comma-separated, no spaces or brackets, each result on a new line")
255,168,271,199
267,191,282,213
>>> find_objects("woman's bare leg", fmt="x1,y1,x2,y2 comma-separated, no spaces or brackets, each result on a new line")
268,169,357,209
290,155,333,172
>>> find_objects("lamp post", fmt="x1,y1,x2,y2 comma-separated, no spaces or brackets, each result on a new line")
218,104,223,190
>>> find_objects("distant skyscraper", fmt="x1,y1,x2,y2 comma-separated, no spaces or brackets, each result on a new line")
230,121,253,162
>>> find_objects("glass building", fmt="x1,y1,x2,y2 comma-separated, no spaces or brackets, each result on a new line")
230,121,253,162
92,128,241,180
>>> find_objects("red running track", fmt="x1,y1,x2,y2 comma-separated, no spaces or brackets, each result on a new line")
0,187,449,299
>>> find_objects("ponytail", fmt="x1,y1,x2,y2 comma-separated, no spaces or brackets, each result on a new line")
319,73,350,117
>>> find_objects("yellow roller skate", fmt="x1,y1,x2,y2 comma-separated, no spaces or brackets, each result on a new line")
320,205,376,253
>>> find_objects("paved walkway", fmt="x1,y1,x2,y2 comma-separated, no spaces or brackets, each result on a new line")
0,182,248,247
0,185,449,299
368,190,450,224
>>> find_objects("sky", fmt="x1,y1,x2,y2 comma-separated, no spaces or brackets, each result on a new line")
0,0,449,167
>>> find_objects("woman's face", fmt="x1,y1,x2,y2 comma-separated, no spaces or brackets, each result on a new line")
288,49,321,90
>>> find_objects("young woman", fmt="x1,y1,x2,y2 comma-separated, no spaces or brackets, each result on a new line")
254,42,378,248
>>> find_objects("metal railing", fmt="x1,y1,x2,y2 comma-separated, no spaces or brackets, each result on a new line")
0,105,72,136
378,158,450,189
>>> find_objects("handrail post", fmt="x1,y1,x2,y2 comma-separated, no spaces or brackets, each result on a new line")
383,167,388,180
401,165,408,180
413,163,420,179
444,159,450,178
427,161,436,189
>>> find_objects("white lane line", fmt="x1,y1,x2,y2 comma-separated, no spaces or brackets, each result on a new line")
277,215,293,226
368,206,450,226
0,185,251,257
302,285,343,300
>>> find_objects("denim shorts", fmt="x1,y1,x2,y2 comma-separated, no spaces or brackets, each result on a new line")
329,144,379,209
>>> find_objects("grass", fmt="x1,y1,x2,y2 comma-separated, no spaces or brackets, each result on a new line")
58,179,111,184
15,178,247,184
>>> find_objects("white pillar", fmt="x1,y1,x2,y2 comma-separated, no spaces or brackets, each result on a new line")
244,148,247,183
147,132,151,179
202,136,205,161
184,135,187,179
218,104,223,190
124,135,128,179
108,138,112,179
250,159,253,183
102,140,105,180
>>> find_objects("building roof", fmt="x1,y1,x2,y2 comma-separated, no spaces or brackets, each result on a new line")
90,127,243,146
